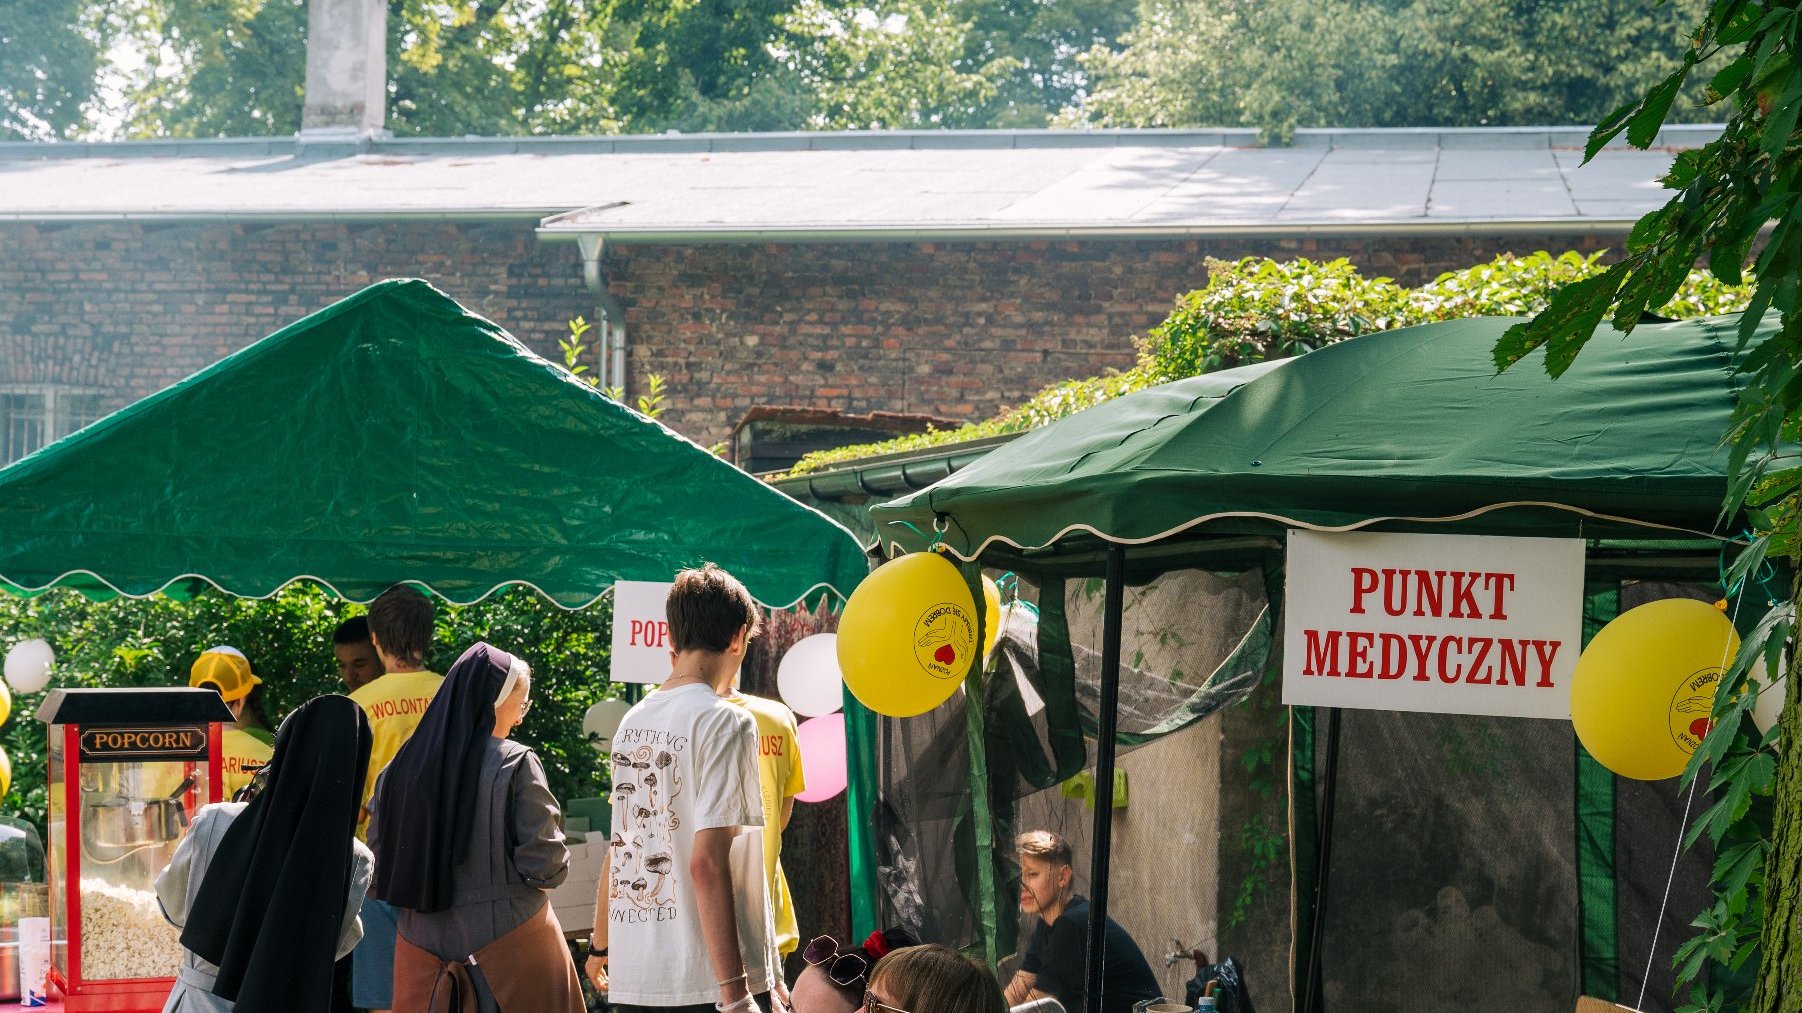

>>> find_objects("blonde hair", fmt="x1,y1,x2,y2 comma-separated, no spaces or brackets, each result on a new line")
868,945,1006,1013
1016,830,1073,869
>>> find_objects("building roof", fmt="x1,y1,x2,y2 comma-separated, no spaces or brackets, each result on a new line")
0,126,1710,239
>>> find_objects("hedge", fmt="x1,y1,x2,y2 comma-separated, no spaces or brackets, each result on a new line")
780,251,1754,476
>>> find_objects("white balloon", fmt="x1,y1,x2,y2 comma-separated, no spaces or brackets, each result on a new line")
1754,670,1789,736
582,698,634,752
4,639,53,695
777,634,844,717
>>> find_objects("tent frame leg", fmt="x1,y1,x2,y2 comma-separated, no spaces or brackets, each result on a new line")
1301,707,1343,1013
1084,543,1126,1013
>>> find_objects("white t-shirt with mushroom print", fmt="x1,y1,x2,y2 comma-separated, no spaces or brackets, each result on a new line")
606,683,775,1005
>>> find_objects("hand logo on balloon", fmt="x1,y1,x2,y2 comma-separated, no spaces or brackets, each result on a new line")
912,604,975,681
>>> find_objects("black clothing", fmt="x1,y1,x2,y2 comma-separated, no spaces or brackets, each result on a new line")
370,641,516,913
1020,896,1162,1013
181,695,373,1013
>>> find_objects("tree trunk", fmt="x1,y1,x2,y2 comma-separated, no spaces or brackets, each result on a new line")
1751,571,1802,1013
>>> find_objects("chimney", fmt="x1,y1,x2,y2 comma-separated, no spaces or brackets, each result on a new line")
300,0,387,138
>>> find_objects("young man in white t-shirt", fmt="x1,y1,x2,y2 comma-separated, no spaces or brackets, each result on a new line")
589,564,785,1013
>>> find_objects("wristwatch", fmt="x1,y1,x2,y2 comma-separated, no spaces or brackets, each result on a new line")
587,943,608,961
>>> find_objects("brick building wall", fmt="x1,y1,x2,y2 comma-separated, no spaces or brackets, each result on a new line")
0,221,1618,448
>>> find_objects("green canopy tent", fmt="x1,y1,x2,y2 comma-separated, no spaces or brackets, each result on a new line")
0,277,882,932
0,278,867,607
871,314,1769,1013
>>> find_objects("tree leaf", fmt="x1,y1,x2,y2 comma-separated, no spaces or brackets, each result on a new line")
1627,56,1696,148
1587,98,1640,161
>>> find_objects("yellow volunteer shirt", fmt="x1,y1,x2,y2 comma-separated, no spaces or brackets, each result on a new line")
349,669,444,837
221,726,274,800
729,692,807,956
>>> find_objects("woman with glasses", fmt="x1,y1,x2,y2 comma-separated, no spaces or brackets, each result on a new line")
367,641,582,1012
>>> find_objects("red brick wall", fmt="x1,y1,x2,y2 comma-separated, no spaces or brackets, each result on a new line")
0,222,1618,447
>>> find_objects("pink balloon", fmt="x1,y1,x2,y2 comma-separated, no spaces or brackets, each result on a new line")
794,713,848,803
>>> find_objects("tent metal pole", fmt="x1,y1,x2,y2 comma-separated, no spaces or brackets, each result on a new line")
1085,543,1126,1013
1301,707,1343,1013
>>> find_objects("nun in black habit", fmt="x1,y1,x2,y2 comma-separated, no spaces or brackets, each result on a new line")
368,641,582,1013
156,694,374,1013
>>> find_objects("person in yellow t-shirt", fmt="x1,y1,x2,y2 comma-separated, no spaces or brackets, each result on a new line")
729,687,807,958
189,646,275,801
347,585,443,1013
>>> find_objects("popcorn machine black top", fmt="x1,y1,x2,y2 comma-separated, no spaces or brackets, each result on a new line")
36,688,234,1013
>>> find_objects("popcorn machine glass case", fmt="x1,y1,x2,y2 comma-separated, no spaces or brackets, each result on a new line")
37,688,232,1013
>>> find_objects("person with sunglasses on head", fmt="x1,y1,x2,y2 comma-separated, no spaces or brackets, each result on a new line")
789,929,915,1013
367,641,583,1013
865,944,1007,1013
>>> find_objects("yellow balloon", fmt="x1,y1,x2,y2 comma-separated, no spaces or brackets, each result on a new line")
0,679,14,728
1571,598,1740,781
982,575,1003,658
0,745,13,798
839,553,979,718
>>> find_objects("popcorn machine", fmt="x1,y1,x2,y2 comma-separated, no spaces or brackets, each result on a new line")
36,688,233,1012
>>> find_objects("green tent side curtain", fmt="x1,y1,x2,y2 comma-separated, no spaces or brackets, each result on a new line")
873,314,1768,558
0,279,868,609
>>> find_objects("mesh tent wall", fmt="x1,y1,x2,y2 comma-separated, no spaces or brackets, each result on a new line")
867,315,1770,1013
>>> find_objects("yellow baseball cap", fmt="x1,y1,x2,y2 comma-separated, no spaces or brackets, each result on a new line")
189,646,261,702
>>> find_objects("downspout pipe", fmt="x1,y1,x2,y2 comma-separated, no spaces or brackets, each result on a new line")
579,233,628,393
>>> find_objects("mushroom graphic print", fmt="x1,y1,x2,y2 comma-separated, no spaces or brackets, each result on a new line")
610,745,684,914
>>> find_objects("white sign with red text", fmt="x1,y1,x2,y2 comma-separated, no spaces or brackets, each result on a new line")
1282,530,1585,719
610,580,674,684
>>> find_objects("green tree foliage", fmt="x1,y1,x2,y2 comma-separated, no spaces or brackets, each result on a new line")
113,0,628,138
781,251,1754,476
121,0,309,137
1492,0,1802,1006
0,584,620,833
780,0,1018,128
0,0,107,139
1074,0,1721,138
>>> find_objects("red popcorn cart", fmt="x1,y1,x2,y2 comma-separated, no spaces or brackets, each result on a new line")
36,688,233,1012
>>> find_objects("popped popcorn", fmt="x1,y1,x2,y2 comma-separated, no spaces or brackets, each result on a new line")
77,879,182,981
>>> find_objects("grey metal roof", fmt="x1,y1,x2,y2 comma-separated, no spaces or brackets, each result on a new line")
0,125,1711,238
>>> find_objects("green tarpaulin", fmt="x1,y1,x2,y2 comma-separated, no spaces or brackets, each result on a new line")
874,315,1765,558
0,279,868,608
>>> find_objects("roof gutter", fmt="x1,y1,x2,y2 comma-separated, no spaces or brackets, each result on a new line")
766,433,1020,502
536,217,1643,245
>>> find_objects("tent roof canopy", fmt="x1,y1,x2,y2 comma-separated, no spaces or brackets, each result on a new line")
0,279,866,608
873,315,1764,565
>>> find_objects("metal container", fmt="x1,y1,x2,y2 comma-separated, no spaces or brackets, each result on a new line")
85,797,188,850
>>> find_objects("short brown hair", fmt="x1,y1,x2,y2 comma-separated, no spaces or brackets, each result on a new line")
869,945,1006,1013
666,564,761,653
368,584,435,667
1016,830,1073,869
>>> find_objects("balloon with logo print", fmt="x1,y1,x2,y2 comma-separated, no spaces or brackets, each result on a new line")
837,553,977,718
1570,598,1740,781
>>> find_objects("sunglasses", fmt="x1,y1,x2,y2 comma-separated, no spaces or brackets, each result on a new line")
864,991,913,1013
801,935,868,988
